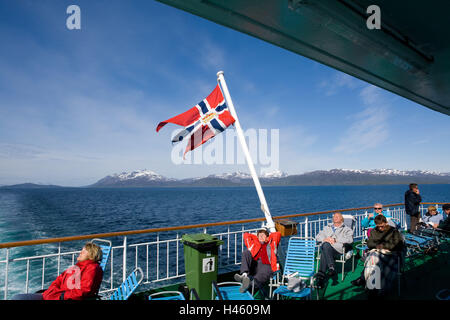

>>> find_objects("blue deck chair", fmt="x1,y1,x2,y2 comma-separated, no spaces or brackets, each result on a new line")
212,281,254,300
404,233,436,255
91,238,112,272
272,237,315,300
148,291,186,300
110,267,144,300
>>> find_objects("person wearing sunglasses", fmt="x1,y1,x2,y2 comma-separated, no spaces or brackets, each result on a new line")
361,203,391,237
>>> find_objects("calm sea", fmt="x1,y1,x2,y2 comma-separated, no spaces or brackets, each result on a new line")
1,184,449,244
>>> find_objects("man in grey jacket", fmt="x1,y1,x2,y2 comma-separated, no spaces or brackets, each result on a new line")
314,212,353,287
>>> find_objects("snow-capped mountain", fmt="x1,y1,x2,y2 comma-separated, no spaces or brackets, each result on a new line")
326,168,450,177
89,168,450,187
208,171,252,180
91,169,175,187
112,169,174,182
260,170,289,179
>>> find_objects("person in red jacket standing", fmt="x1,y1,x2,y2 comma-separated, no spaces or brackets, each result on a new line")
11,243,103,300
234,229,281,294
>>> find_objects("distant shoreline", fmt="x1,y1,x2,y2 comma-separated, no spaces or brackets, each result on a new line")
2,182,450,189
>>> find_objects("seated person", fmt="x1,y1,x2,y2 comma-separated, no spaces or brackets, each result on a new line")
11,243,104,300
437,203,450,232
421,205,444,229
234,229,281,293
314,212,353,287
352,215,403,289
361,203,391,237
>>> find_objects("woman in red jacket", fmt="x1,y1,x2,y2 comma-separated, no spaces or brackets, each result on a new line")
11,243,103,300
234,229,281,294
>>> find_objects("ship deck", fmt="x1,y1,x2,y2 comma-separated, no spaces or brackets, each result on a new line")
138,239,450,301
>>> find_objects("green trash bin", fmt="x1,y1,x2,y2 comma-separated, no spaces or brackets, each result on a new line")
182,233,223,300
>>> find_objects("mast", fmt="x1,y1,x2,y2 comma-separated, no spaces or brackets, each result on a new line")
217,71,276,232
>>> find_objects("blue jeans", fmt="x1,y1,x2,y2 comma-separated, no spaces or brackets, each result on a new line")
406,214,420,232
11,293,43,300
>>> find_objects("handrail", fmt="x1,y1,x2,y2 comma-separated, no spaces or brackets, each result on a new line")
0,202,445,249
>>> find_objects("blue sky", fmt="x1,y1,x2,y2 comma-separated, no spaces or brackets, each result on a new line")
0,0,449,186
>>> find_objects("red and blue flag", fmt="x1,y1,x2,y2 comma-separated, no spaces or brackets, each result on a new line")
156,85,235,158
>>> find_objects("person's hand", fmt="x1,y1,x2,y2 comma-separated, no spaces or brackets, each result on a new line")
324,237,333,244
414,188,420,195
368,213,374,219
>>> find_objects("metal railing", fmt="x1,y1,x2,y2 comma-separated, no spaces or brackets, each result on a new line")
0,202,444,300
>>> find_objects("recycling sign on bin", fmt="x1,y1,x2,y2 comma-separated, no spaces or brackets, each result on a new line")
202,257,215,273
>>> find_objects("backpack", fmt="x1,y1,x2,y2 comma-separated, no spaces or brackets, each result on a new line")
364,249,397,294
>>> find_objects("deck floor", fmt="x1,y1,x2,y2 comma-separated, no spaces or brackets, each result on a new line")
138,241,450,301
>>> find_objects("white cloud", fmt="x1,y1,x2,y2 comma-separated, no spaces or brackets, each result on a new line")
333,85,389,154
318,72,360,96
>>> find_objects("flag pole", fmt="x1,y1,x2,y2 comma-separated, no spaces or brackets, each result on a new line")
217,71,276,232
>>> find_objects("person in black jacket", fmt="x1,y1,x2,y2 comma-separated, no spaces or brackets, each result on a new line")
438,203,450,231
404,183,422,233
351,215,403,291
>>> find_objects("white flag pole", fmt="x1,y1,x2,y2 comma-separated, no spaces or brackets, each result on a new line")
217,71,276,232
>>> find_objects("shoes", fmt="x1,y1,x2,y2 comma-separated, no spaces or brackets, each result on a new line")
327,266,336,277
315,277,325,289
239,276,251,293
351,277,365,287
234,273,245,282
313,272,325,289
234,273,251,293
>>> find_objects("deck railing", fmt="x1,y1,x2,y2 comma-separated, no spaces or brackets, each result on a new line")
0,202,444,300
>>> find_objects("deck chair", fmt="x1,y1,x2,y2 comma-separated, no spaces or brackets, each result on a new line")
148,291,185,300
404,233,437,256
272,237,315,300
109,267,144,300
335,214,356,280
316,215,356,281
212,281,255,300
91,238,112,272
190,288,200,300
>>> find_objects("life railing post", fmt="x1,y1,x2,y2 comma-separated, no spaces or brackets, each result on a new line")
4,248,9,300
305,217,309,238
123,236,127,283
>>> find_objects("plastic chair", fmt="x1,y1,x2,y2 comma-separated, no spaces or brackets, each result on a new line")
272,237,315,300
148,291,186,300
109,267,144,300
91,238,112,272
316,215,356,281
404,233,437,256
336,214,356,280
212,281,254,300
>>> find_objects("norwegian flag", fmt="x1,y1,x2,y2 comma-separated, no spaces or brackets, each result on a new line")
156,85,235,158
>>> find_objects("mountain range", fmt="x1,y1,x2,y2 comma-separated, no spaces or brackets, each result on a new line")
87,168,450,188
2,168,450,189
